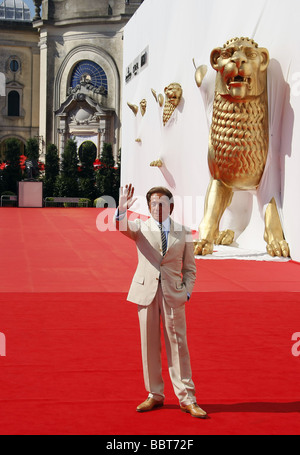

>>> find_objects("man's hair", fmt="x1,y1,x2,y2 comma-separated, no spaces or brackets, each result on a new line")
146,186,174,207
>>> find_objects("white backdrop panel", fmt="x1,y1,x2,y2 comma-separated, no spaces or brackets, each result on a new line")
122,0,300,261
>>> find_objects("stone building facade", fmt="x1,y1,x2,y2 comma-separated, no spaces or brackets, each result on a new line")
0,0,143,160
0,0,39,158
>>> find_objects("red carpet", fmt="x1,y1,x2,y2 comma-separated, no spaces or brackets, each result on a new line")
0,208,300,435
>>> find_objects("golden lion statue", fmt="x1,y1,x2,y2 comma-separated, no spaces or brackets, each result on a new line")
194,37,290,257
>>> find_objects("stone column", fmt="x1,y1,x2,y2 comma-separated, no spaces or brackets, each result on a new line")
57,128,66,160
98,128,106,155
97,130,101,158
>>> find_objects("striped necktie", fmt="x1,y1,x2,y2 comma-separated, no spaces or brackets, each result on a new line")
159,223,167,256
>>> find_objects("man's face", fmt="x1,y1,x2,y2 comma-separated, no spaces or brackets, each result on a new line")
149,193,172,223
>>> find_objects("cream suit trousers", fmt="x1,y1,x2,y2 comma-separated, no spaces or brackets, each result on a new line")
138,284,196,406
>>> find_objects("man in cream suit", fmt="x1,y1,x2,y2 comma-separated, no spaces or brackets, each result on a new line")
115,184,207,418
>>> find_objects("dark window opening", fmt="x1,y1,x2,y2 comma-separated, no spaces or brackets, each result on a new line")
8,91,20,116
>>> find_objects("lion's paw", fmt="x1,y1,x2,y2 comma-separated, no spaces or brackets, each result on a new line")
194,239,214,256
266,239,290,258
214,229,234,246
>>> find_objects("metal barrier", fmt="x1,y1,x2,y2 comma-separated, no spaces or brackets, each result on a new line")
1,195,18,207
44,197,89,207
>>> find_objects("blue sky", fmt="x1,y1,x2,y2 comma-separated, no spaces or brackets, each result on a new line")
26,0,35,17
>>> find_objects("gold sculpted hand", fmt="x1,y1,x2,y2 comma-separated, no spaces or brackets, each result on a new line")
192,61,208,87
118,184,137,213
127,102,138,116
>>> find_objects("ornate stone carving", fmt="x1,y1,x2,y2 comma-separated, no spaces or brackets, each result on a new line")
33,0,42,21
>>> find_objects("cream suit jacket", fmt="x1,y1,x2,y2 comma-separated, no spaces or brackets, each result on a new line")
116,214,196,308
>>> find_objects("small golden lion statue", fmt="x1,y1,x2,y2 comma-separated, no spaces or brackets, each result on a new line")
194,37,289,257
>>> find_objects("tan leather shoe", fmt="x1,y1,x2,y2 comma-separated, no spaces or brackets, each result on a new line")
180,403,207,418
136,397,164,412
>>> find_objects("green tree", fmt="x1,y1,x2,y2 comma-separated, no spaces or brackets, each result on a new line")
78,141,97,169
78,141,97,202
1,138,22,193
54,139,79,197
101,142,115,168
25,137,39,161
43,143,59,197
95,143,119,203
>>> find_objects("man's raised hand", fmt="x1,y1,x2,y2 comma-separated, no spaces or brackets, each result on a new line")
119,184,137,213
